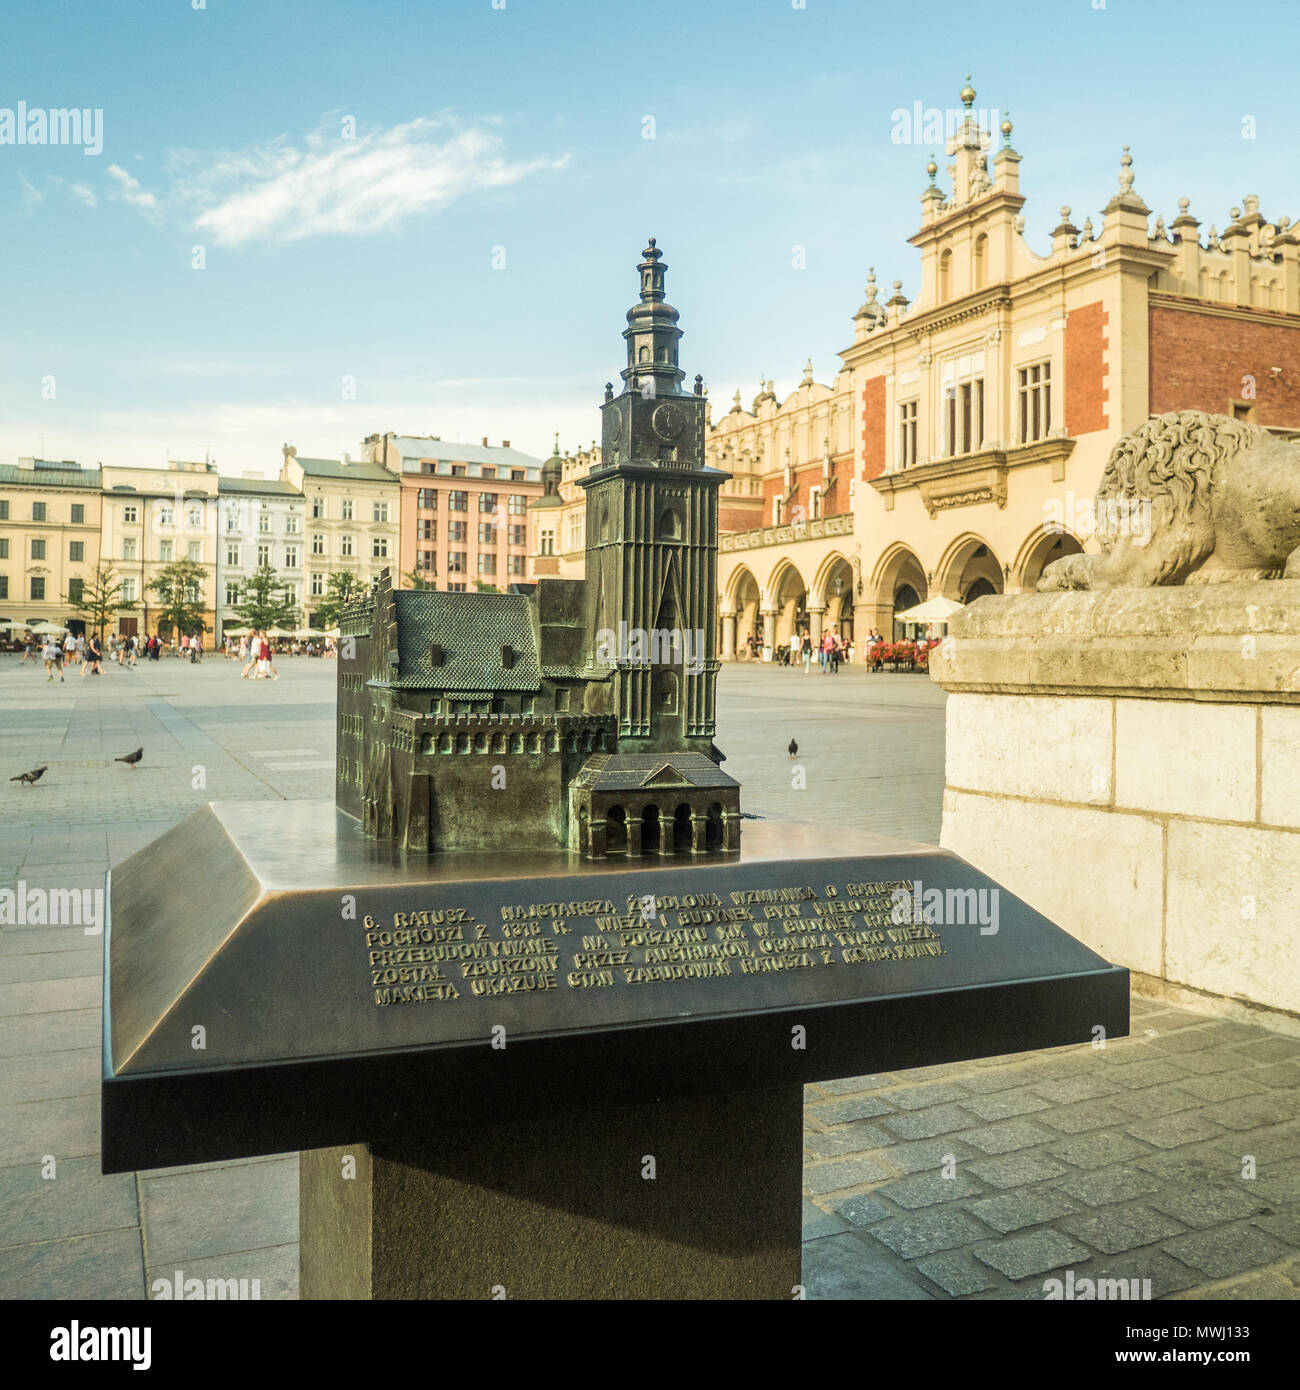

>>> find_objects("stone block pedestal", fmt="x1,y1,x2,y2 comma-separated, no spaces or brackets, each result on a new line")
300,1086,803,1300
931,581,1300,1021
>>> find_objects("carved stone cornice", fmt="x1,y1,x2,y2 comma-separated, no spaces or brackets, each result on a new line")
870,437,1077,517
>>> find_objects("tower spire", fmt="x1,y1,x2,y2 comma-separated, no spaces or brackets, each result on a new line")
621,237,685,395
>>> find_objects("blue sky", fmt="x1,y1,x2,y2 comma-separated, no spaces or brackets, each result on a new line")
0,0,1293,475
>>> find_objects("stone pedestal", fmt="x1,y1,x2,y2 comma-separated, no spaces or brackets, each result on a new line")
931,581,1300,1020
300,1086,802,1300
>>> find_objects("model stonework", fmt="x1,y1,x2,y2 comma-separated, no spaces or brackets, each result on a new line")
336,240,740,857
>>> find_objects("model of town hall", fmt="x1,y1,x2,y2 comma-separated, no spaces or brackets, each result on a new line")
336,240,742,858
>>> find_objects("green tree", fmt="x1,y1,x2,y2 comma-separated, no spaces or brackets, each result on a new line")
150,559,208,638
313,570,367,628
66,561,135,637
403,570,436,591
231,564,300,631
472,578,501,593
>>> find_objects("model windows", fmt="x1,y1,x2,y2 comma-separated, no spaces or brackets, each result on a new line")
372,537,389,559
341,499,354,520
31,538,47,560
540,530,555,556
478,522,496,544
311,533,325,555
71,504,85,524
418,519,435,541
341,534,354,556
899,399,919,468
1018,361,1052,443
70,541,85,562
478,554,496,576
507,554,526,576
372,501,389,523
478,492,498,513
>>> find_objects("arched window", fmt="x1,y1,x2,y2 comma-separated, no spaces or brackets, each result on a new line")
938,248,952,301
606,806,627,853
973,234,988,290
657,508,682,540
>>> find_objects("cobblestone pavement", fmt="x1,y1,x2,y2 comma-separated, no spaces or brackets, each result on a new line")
0,654,1295,1300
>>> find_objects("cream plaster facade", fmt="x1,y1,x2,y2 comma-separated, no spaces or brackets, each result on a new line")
714,80,1300,659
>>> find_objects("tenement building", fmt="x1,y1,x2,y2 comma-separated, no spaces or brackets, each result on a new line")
338,241,740,859
713,79,1300,655
0,459,102,632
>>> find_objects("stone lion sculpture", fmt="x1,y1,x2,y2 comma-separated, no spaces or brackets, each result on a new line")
1038,410,1300,589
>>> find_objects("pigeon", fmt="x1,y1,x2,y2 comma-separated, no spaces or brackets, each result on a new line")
115,748,143,769
10,766,47,785
788,738,798,759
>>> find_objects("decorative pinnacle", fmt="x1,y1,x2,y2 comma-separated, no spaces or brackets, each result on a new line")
1000,112,1013,145
926,155,938,184
960,74,975,109
1118,146,1135,193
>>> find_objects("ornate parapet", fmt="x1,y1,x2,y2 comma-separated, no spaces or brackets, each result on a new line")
719,511,853,552
930,582,1300,1021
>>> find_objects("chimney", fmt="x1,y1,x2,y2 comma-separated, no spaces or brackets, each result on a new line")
502,440,510,449
481,436,488,448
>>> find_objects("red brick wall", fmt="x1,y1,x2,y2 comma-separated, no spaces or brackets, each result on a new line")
1065,301,1109,435
860,376,886,479
1149,305,1300,425
719,503,762,533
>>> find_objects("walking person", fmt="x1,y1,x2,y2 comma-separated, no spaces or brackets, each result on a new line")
63,631,78,669
242,631,260,680
21,632,36,664
262,631,279,681
43,637,64,681
85,632,103,676
801,631,812,674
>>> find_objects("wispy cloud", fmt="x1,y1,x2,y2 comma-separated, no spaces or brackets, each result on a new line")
107,163,158,211
17,171,44,209
52,177,97,208
180,115,570,247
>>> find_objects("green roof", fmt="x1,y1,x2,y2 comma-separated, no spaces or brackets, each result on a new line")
0,464,102,489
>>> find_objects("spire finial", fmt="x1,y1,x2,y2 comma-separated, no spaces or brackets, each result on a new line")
960,74,976,109
1118,146,1135,193
926,154,938,185
1000,111,1013,146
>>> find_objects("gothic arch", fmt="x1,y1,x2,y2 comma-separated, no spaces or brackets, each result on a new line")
1014,525,1086,592
935,533,1004,602
869,543,928,638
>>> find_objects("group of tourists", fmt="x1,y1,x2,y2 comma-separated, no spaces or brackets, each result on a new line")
15,627,210,679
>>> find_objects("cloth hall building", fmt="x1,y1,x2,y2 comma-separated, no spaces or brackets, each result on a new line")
704,80,1300,656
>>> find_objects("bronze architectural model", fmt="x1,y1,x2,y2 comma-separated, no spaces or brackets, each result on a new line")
336,241,741,856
